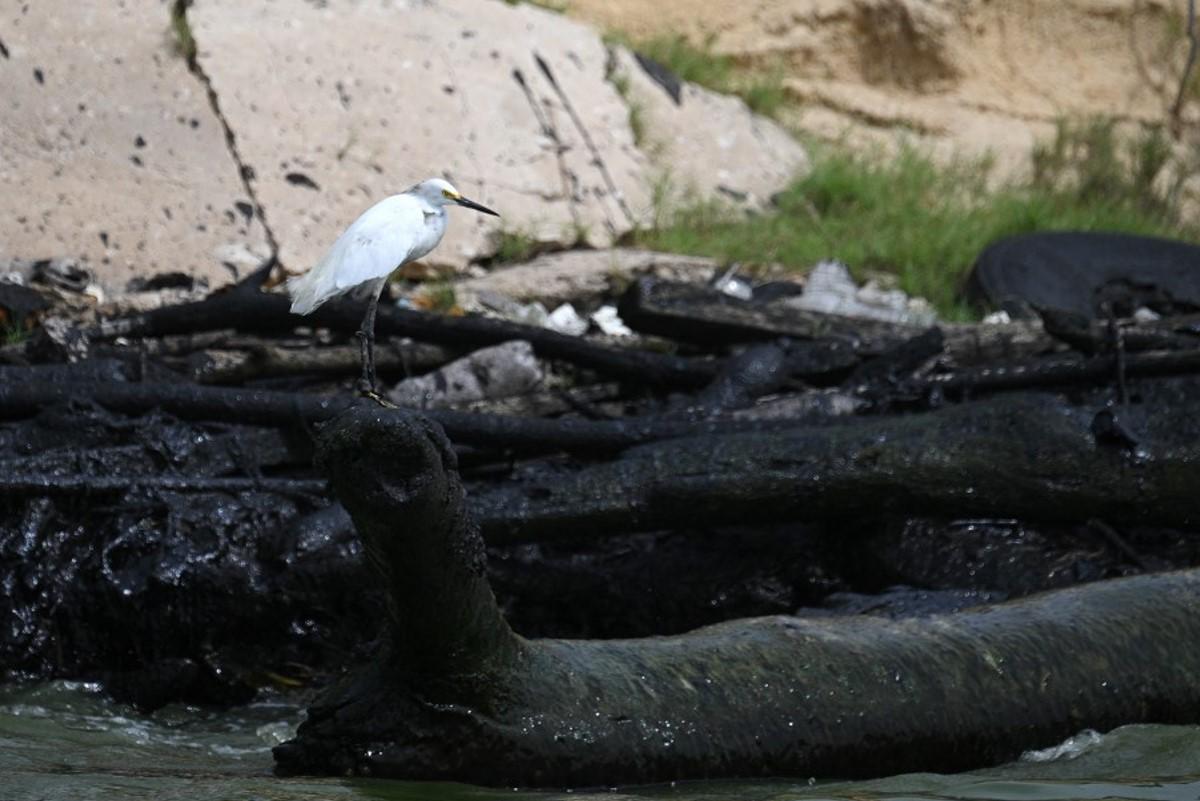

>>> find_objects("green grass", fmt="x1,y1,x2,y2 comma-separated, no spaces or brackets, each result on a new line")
636,136,1197,320
490,228,542,265
420,282,458,313
612,33,787,118
169,0,197,63
609,73,648,147
3,322,28,347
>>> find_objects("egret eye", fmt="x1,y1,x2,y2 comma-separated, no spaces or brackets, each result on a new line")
442,189,455,199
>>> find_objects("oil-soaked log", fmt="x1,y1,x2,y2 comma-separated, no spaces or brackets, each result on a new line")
178,338,460,384
920,347,1200,394
95,286,720,389
0,380,802,455
470,390,1200,542
1037,308,1200,355
618,277,913,351
844,327,943,390
0,475,326,496
618,278,1062,367
274,405,1200,786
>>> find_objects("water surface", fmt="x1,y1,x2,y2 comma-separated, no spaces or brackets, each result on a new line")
3,681,1198,801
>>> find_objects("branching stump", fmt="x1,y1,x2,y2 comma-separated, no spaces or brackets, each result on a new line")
274,406,1200,787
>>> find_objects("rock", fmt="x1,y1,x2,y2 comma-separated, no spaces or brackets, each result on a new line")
387,340,544,409
456,249,721,309
187,1,808,274
608,46,810,210
0,1,271,297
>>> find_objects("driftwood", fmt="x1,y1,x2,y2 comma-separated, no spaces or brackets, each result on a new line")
95,285,721,389
469,389,1200,543
274,405,1200,786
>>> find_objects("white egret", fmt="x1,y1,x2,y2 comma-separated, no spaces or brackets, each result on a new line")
287,177,499,394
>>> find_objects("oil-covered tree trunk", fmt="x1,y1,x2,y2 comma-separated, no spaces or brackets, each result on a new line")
274,405,1200,787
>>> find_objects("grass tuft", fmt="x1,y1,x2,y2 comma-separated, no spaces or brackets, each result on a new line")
609,72,648,148
491,228,542,265
169,0,197,64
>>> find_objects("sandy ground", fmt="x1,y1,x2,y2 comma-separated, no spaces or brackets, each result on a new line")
565,0,1199,182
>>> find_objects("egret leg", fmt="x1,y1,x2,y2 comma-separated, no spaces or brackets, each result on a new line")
356,278,388,395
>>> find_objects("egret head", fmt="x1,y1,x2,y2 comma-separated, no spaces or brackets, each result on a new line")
411,178,499,216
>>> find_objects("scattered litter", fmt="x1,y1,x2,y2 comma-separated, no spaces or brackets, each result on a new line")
546,303,589,336
388,340,543,409
1020,729,1104,763
710,264,754,301
32,258,91,294
476,290,548,327
590,305,633,337
784,261,937,326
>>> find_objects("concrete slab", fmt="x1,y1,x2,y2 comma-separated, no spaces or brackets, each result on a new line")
0,1,271,296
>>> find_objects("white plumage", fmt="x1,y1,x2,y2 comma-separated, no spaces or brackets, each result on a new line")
286,177,498,393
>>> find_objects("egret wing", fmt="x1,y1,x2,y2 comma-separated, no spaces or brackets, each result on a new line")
288,195,426,314
329,195,425,291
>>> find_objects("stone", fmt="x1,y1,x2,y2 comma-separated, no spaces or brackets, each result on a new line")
0,1,271,297
608,46,810,210
455,248,721,309
387,340,543,409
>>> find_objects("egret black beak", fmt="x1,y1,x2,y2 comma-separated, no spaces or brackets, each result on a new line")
455,196,500,217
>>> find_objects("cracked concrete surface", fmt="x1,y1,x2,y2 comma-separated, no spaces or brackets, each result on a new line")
188,0,809,274
188,0,653,273
1,0,808,295
0,1,271,295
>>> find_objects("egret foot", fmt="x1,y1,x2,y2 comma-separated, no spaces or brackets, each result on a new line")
356,386,397,408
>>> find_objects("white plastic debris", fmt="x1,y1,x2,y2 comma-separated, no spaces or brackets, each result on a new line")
981,310,1012,325
387,340,543,410
545,303,589,336
1020,729,1103,763
711,264,754,300
476,290,548,327
784,260,938,326
1133,306,1161,323
590,305,633,337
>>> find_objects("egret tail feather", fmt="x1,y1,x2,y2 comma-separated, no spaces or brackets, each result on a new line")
287,268,338,316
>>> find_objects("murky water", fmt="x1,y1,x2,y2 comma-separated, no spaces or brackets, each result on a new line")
3,681,1199,801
